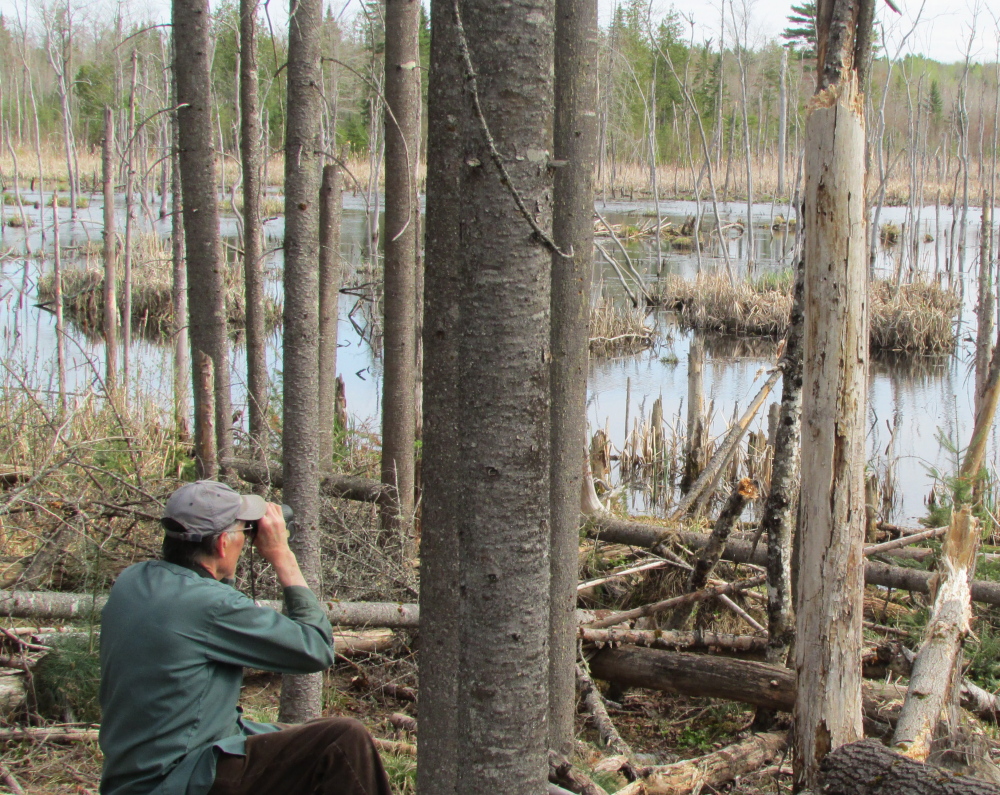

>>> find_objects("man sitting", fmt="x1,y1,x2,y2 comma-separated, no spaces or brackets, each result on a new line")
99,479,392,795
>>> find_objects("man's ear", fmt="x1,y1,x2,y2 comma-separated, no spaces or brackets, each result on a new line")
212,533,228,559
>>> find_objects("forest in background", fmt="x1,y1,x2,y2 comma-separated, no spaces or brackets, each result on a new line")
0,0,997,205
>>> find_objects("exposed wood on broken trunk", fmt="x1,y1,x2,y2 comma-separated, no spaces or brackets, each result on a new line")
667,478,758,630
612,731,787,795
892,507,980,761
820,739,1000,795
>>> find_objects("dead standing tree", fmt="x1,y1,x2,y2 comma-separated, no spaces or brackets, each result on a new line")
418,0,554,791
794,0,874,788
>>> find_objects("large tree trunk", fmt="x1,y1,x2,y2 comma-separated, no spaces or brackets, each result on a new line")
380,0,420,543
794,0,873,787
549,0,597,758
173,0,233,472
821,739,1000,795
418,0,554,791
240,0,268,456
279,0,324,724
318,164,343,467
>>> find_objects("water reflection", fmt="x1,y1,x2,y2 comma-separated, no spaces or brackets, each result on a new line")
0,189,990,524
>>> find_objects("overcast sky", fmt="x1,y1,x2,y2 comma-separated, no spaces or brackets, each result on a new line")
2,0,996,65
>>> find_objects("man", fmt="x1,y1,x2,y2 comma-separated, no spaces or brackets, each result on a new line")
99,480,393,795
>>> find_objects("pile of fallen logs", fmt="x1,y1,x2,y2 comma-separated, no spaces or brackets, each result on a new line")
5,457,1000,793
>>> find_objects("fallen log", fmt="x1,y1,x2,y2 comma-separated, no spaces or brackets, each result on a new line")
820,738,1000,795
579,627,768,654
576,663,634,759
893,507,980,761
0,727,98,743
225,458,392,505
549,751,606,795
0,590,420,628
612,731,787,795
589,646,907,719
585,517,1000,607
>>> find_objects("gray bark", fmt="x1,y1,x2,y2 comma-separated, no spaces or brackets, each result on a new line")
170,67,191,443
102,107,118,393
318,164,343,467
820,740,1000,795
419,1,554,791
279,0,324,724
549,0,597,758
761,259,804,666
795,0,873,785
173,0,233,466
380,0,421,542
240,0,268,455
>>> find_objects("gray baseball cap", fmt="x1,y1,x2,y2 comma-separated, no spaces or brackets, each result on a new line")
161,480,267,541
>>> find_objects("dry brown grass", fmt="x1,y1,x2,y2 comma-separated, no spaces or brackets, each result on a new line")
36,238,281,341
655,273,958,353
589,298,656,356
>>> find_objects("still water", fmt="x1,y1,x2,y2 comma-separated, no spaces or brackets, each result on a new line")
0,189,994,525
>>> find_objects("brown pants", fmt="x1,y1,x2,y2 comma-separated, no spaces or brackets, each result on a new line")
208,717,394,795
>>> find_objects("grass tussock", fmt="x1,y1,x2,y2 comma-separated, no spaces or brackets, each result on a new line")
589,298,656,356
37,246,282,340
654,273,957,353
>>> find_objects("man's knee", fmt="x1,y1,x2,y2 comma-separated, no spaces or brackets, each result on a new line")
307,717,374,750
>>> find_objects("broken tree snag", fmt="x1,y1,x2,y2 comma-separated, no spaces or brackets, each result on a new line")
667,477,759,629
892,507,980,762
794,0,873,784
820,739,1000,795
612,731,787,795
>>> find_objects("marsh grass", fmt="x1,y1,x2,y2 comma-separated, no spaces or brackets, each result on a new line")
37,242,282,341
589,298,656,356
654,273,958,353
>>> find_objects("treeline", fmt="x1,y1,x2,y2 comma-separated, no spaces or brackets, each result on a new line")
0,0,997,202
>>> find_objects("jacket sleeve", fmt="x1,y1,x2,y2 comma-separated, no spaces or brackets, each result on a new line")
200,585,336,673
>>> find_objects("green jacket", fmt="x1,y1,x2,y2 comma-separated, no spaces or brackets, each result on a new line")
99,560,335,795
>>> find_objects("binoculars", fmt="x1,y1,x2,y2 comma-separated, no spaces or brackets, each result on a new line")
248,503,295,541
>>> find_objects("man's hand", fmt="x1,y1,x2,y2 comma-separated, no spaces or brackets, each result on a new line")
254,503,308,589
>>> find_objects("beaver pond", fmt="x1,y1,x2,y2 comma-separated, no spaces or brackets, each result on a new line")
0,189,992,525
